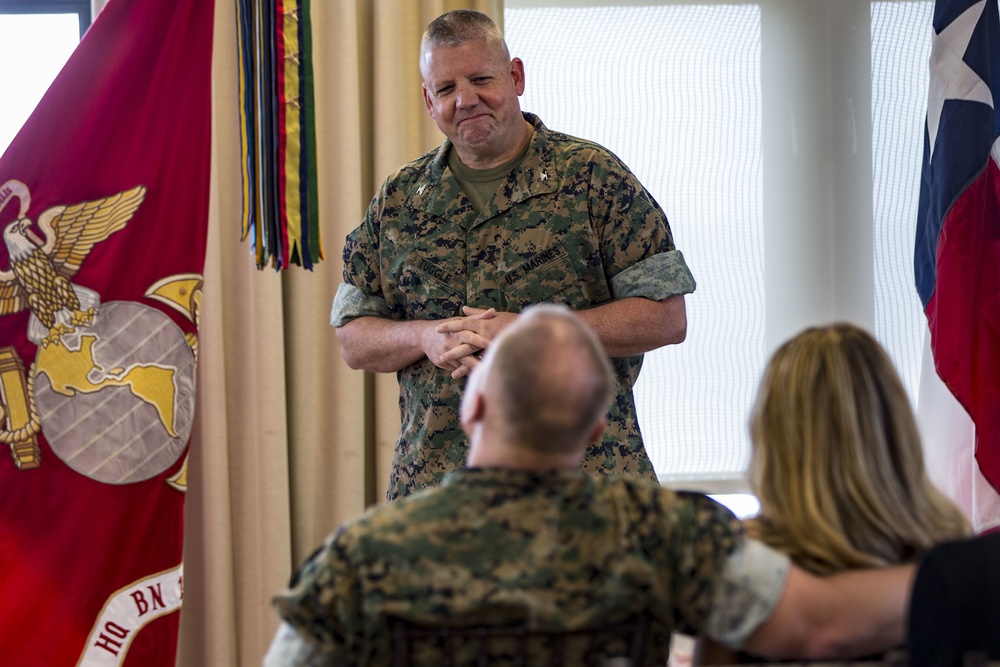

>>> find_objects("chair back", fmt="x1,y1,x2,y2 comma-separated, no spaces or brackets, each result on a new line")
389,615,650,667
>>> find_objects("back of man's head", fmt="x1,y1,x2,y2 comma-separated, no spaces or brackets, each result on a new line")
474,304,615,457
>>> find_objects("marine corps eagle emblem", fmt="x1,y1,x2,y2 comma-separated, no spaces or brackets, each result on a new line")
0,181,146,345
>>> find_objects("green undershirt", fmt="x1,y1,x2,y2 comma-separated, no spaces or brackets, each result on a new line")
447,139,532,212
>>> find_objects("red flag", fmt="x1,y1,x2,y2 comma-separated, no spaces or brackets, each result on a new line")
0,0,213,665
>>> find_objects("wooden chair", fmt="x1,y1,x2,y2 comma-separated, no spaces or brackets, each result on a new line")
389,614,651,667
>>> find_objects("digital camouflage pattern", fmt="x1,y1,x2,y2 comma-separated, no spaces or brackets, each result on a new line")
271,468,744,665
330,114,697,499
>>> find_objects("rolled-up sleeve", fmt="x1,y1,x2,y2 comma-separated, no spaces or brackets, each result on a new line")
703,538,791,650
329,283,392,327
263,622,339,667
332,183,392,328
610,249,696,301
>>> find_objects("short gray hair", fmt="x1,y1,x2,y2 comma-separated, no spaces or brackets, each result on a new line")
419,10,509,75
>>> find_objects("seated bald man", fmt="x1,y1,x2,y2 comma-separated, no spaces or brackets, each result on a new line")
264,304,915,666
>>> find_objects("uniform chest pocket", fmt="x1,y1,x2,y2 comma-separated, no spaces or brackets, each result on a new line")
399,252,464,319
499,243,584,311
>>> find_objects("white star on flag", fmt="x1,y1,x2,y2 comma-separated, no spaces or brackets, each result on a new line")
927,0,994,159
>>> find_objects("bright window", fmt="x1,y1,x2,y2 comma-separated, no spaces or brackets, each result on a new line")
872,0,934,402
0,4,88,155
506,1,934,497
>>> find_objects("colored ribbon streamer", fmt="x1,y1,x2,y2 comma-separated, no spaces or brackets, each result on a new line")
236,0,322,270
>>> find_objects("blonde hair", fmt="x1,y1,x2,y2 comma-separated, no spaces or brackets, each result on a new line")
749,323,970,575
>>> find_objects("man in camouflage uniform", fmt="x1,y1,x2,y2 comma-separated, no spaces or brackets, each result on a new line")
267,305,915,666
331,9,695,499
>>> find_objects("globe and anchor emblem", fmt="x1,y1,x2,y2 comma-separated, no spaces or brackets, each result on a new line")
0,179,199,485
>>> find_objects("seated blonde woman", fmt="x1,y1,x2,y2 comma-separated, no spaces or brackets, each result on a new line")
697,323,970,665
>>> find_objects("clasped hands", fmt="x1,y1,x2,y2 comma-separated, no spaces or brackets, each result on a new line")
428,306,517,379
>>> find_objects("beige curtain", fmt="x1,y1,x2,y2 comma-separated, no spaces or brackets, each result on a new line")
176,0,501,665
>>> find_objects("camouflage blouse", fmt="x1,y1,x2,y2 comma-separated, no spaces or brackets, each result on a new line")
272,469,744,665
331,114,696,499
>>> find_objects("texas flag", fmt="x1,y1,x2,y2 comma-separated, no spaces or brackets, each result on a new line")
915,0,1000,508
0,0,213,664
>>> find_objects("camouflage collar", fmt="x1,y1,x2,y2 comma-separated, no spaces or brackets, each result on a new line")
445,467,591,491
